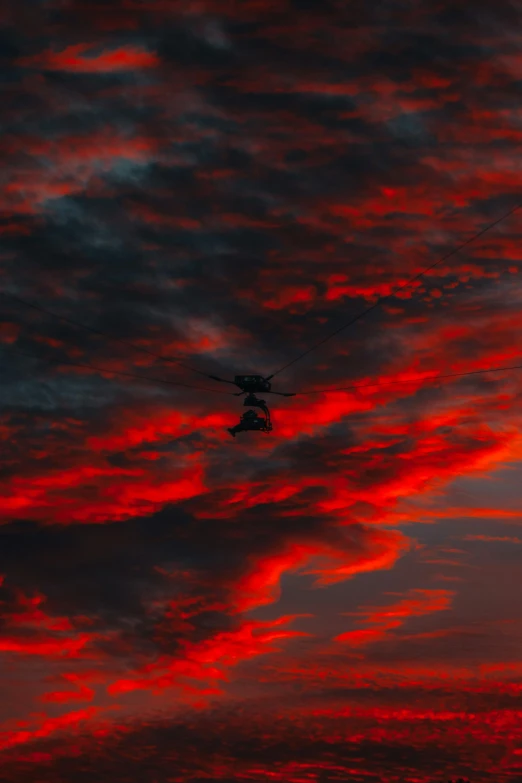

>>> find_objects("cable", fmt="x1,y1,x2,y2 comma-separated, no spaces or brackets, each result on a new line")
4,345,522,408
293,360,522,395
0,345,236,395
268,201,522,379
0,288,214,380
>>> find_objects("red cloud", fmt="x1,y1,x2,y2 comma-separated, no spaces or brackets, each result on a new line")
0,448,207,524
335,589,454,645
40,684,94,704
3,2,522,777
0,708,104,753
18,44,159,73
0,590,105,660
107,614,309,700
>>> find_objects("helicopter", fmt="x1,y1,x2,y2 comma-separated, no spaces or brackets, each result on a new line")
207,374,295,438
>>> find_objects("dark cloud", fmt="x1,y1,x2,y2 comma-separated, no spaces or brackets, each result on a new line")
0,508,225,621
0,706,508,782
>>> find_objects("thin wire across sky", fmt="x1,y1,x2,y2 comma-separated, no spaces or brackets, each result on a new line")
1,197,521,400
267,201,522,380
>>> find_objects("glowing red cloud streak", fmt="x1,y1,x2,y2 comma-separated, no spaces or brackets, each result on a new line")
304,529,411,587
232,545,318,612
0,454,206,524
40,683,94,704
335,588,454,647
0,708,100,753
18,44,159,72
229,528,410,616
0,590,107,659
350,588,454,623
85,408,232,452
273,392,375,440
108,615,309,699
0,635,92,657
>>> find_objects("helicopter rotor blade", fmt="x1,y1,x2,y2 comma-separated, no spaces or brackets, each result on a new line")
208,375,237,385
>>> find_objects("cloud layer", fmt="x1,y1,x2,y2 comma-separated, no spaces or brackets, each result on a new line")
1,1,522,781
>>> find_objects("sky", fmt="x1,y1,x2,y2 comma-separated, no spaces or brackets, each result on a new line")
2,1,522,781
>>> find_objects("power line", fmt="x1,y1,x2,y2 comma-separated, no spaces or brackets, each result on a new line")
268,201,522,380
294,360,522,395
0,345,236,395
0,288,214,380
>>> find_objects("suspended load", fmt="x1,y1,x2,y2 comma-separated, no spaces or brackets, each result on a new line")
228,393,272,437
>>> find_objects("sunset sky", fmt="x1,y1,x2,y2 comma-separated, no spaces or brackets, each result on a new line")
2,1,522,781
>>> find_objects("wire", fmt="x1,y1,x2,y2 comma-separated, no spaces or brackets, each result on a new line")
268,201,522,379
0,288,214,380
4,345,522,407
0,345,236,395
293,360,522,395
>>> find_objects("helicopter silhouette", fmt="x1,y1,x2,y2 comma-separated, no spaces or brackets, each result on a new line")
208,374,295,438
